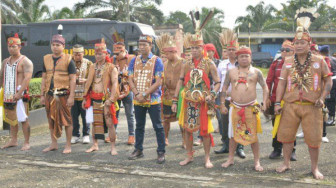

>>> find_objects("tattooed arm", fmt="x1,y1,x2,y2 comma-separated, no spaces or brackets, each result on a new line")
320,60,332,101
220,70,231,114
256,69,269,108
15,58,33,100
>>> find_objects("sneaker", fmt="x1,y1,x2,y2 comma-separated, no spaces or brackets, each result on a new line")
71,136,80,144
127,135,135,145
322,137,329,143
83,135,90,144
296,132,304,138
193,139,202,146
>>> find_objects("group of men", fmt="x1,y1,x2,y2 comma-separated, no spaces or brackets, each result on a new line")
0,8,333,180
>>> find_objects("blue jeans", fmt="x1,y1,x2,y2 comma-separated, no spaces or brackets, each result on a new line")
71,100,90,137
134,104,165,153
115,92,135,136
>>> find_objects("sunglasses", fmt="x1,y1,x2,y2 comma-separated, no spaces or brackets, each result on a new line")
280,48,292,52
191,46,201,50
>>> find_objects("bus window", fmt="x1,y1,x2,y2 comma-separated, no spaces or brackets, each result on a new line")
30,26,50,46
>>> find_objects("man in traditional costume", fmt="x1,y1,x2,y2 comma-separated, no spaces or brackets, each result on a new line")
215,29,246,158
172,9,220,168
71,44,93,144
220,46,268,171
127,35,166,164
111,40,136,145
82,38,119,155
157,33,184,146
41,25,76,154
266,40,297,160
183,33,193,61
0,33,33,151
274,8,331,180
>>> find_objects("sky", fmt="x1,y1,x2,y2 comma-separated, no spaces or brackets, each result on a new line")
45,0,336,28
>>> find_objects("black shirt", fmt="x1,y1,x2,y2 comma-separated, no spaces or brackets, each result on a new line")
43,56,76,90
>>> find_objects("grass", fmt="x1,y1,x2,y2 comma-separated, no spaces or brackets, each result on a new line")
30,78,42,83
258,67,270,77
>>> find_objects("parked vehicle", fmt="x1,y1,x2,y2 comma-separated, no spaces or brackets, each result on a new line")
2,18,156,77
252,52,273,68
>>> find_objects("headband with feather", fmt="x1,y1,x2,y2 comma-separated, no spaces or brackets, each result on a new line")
155,33,172,54
183,33,193,52
294,7,319,42
189,8,214,46
218,29,239,49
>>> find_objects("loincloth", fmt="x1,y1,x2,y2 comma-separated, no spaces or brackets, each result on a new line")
229,100,262,146
3,99,29,127
161,104,177,123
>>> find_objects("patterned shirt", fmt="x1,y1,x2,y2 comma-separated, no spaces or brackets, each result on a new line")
128,52,164,106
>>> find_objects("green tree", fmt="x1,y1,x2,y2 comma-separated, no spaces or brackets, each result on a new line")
19,0,51,23
74,0,164,25
165,11,191,26
235,1,277,32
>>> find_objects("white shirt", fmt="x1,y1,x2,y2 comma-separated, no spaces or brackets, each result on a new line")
217,59,236,99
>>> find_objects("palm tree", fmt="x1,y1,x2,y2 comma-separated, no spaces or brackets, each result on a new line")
74,0,164,25
235,1,277,32
1,0,23,24
19,0,51,23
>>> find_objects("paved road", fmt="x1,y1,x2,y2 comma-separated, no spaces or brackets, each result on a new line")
0,88,335,187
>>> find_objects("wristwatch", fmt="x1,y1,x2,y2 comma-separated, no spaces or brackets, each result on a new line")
142,92,147,97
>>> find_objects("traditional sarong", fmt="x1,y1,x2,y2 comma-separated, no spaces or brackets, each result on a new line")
276,101,323,148
45,93,72,139
84,91,119,140
229,100,262,146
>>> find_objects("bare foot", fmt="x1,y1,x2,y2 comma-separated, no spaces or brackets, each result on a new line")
110,149,118,156
43,145,58,152
1,140,18,149
205,159,214,168
85,145,99,153
165,138,169,146
312,169,324,180
62,146,71,154
276,163,291,173
221,160,234,168
179,157,194,166
21,143,30,151
255,164,264,172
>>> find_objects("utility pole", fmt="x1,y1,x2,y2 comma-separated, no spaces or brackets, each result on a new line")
126,0,130,22
0,1,3,130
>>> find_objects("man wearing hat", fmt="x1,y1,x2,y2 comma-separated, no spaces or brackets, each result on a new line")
172,31,221,168
274,9,331,179
319,45,336,140
266,40,297,160
111,41,136,145
70,44,93,144
0,33,33,151
220,46,268,171
127,35,166,164
41,25,77,154
159,34,185,147
215,29,246,158
82,38,119,155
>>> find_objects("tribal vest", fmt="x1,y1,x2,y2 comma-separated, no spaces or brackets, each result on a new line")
162,58,183,105
43,54,72,93
283,54,326,103
133,55,157,102
2,55,26,103
183,58,211,103
112,54,135,99
74,58,92,100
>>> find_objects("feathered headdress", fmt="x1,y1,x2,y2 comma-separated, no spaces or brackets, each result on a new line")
183,33,193,52
294,7,319,42
95,38,107,53
189,8,214,46
218,29,239,49
155,33,172,54
7,33,21,46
